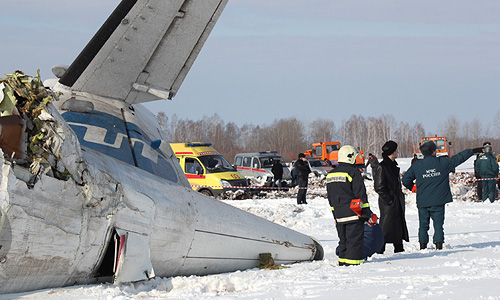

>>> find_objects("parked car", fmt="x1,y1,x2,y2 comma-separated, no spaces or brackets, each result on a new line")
233,151,292,184
306,158,334,177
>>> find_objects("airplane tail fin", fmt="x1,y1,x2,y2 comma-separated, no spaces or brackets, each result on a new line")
58,0,228,104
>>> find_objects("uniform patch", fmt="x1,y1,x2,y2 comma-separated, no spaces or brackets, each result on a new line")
326,176,347,183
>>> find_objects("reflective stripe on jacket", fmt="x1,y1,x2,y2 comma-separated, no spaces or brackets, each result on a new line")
326,162,371,222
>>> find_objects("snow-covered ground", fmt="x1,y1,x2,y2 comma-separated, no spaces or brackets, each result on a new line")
4,157,500,300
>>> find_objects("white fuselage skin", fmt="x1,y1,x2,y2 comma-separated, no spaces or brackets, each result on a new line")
0,90,320,294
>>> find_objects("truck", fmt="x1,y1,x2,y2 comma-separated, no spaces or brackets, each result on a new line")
413,135,454,159
304,142,366,171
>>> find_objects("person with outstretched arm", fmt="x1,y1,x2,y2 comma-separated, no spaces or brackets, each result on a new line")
402,142,483,250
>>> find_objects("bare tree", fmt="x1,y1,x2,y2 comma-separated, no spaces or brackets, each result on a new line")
438,116,460,147
156,111,500,160
493,110,500,139
307,119,336,145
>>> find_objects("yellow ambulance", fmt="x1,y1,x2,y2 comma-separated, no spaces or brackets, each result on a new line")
170,142,249,197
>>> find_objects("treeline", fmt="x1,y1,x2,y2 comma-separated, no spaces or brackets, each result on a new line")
156,112,500,163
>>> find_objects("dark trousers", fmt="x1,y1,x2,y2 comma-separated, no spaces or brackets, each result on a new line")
272,178,282,189
297,180,308,204
336,220,364,265
482,180,497,203
476,179,482,200
418,205,445,244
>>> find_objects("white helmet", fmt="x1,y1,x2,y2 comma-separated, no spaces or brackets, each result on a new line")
338,145,359,164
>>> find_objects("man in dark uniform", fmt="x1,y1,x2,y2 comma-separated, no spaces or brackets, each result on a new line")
474,141,492,200
295,153,311,204
475,144,499,202
402,141,483,250
411,154,419,165
271,158,284,190
327,145,375,266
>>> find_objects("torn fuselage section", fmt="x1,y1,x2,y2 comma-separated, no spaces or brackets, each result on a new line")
93,228,155,284
1,71,323,294
0,71,86,186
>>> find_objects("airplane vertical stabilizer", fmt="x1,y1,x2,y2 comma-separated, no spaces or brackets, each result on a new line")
58,0,228,104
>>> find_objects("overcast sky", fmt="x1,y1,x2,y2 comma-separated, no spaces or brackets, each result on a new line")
1,0,499,134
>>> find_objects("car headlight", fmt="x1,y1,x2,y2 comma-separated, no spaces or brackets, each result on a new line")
220,180,231,187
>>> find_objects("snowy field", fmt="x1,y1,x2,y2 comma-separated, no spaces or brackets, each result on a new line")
4,157,500,300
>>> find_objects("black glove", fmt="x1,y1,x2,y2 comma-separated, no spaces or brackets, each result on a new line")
472,147,484,154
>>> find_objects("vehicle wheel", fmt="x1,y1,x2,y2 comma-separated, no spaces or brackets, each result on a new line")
200,189,213,197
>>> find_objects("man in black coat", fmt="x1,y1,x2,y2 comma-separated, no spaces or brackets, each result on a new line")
373,140,409,253
271,159,284,189
411,154,419,165
295,153,311,204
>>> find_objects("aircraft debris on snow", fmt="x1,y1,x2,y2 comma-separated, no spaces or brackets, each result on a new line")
0,0,323,294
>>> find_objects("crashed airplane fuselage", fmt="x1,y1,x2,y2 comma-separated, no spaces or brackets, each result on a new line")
0,0,323,294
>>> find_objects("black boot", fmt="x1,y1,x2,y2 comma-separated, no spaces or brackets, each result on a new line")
419,243,427,250
394,243,405,253
435,242,443,250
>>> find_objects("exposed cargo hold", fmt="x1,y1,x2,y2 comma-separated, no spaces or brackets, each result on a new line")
304,142,366,171
0,0,323,294
413,135,454,159
170,142,249,197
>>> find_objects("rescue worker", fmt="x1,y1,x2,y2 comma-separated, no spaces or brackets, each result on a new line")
474,141,491,200
295,153,311,204
364,153,378,169
497,154,500,191
325,158,333,167
411,154,419,165
474,153,483,200
271,158,284,190
327,145,376,266
373,140,409,254
475,144,499,203
402,141,483,250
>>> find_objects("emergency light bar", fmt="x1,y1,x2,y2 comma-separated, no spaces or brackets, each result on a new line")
258,151,278,154
187,143,212,147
